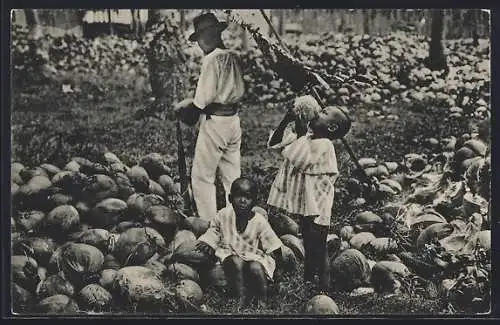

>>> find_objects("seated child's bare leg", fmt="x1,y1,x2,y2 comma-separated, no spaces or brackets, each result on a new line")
244,261,268,308
301,217,315,282
223,255,245,302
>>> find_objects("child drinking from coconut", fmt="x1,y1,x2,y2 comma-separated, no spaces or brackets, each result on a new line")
267,95,351,293
196,177,285,308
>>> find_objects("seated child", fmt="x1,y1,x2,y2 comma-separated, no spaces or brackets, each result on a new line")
196,177,285,307
267,95,351,293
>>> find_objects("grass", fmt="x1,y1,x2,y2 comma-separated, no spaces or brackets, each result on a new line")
11,78,474,315
199,264,446,316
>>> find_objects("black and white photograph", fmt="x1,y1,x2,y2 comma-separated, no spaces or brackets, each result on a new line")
9,8,491,316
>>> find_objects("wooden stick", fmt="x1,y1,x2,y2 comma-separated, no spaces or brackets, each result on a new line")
176,117,193,213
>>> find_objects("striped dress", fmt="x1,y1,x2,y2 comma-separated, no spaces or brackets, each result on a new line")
267,125,339,227
198,205,283,279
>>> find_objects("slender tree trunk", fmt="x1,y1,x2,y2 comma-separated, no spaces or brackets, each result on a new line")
24,9,42,39
241,28,248,50
472,9,480,46
278,10,284,35
146,9,164,100
137,10,143,35
107,9,113,35
423,10,430,36
452,9,461,40
339,10,346,33
131,9,137,37
179,9,185,33
426,9,448,72
145,9,186,111
371,9,378,34
362,9,370,34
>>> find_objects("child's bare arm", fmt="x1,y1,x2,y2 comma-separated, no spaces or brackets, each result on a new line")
269,245,284,262
294,117,308,137
195,241,215,256
269,110,296,147
197,216,221,256
270,246,286,282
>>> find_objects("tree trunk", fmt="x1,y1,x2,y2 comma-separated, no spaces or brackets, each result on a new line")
75,9,86,23
452,9,462,40
146,9,164,100
472,9,480,46
131,9,137,37
241,28,248,50
146,9,161,31
179,9,185,33
278,10,284,35
426,9,448,72
362,9,370,34
130,9,137,37
137,10,144,35
107,9,114,35
339,10,345,33
371,9,378,34
24,9,42,39
145,10,187,115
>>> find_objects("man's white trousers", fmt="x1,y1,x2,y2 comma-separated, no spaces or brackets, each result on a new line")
191,114,241,221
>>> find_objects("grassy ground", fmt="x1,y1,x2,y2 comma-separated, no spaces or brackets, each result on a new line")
200,264,446,315
11,80,470,315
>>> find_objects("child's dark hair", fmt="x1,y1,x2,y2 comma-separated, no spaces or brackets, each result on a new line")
230,177,258,199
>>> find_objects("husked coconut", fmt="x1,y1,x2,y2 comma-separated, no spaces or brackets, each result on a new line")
89,198,128,229
280,234,305,260
112,266,166,311
305,295,340,315
43,205,80,238
174,279,203,305
34,294,79,314
127,166,150,193
77,284,113,312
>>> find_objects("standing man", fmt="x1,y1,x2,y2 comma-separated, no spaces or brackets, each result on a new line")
176,12,245,221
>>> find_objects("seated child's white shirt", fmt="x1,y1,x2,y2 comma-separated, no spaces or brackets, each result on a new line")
198,205,283,280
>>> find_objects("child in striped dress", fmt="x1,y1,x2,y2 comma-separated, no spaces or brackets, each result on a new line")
267,100,351,293
197,177,284,308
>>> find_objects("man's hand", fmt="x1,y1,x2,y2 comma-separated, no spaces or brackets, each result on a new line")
175,98,202,125
195,241,215,256
174,98,194,115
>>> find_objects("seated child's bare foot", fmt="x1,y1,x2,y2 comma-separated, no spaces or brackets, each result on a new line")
303,280,316,297
237,295,251,309
256,298,268,310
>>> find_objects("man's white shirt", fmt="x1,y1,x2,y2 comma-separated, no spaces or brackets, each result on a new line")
193,48,245,109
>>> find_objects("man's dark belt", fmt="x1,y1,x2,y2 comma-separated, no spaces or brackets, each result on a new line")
204,103,238,119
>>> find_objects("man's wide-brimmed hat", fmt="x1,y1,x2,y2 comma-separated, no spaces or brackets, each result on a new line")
188,12,228,42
